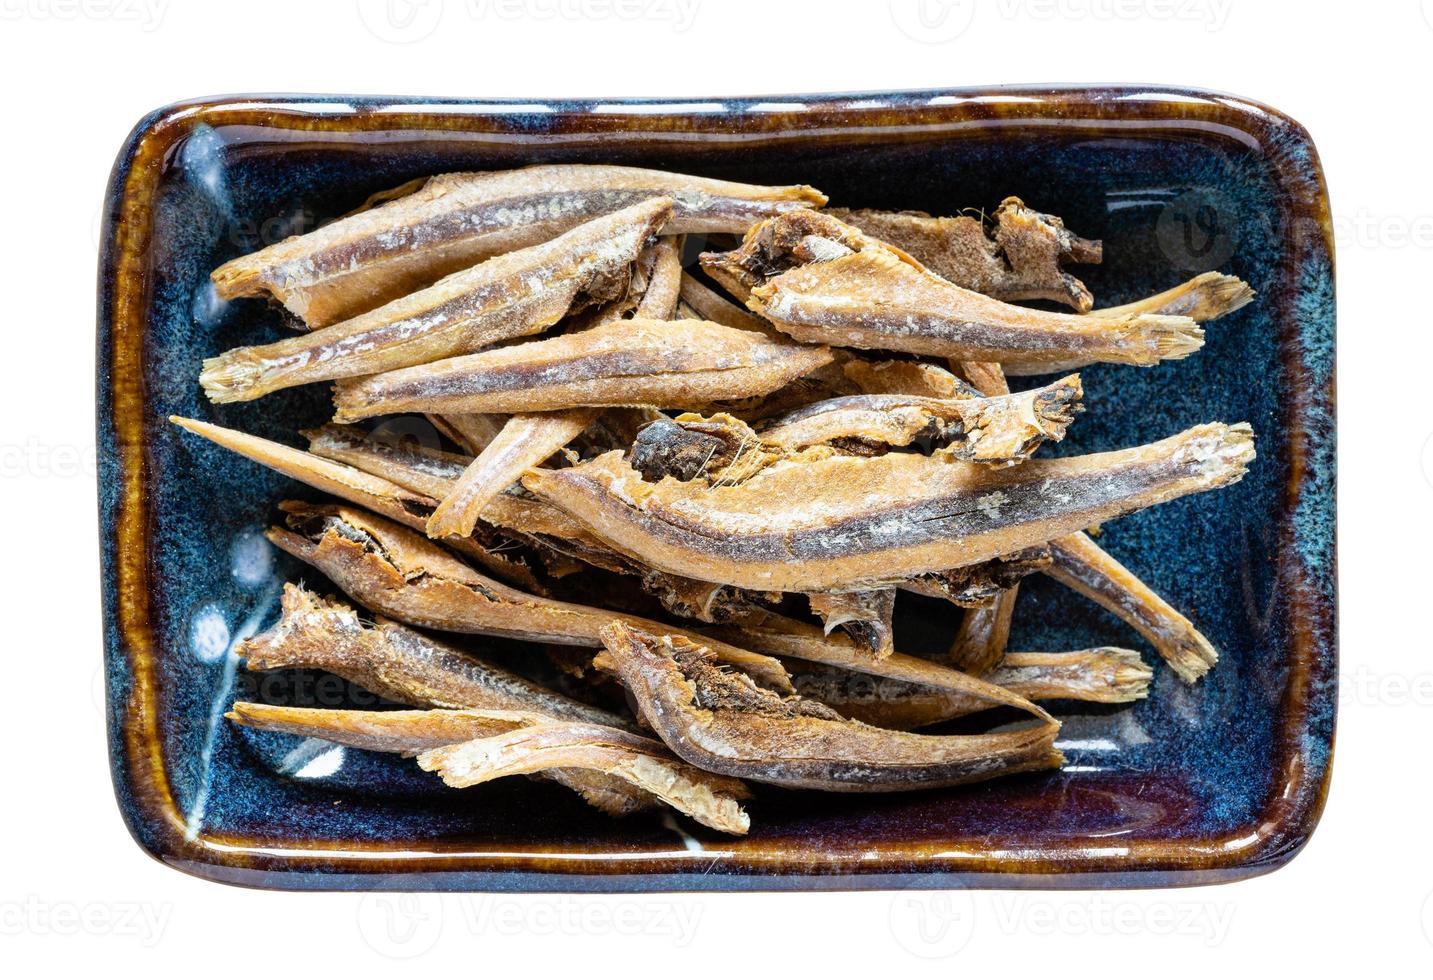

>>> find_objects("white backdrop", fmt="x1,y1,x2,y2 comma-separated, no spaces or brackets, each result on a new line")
0,0,1414,972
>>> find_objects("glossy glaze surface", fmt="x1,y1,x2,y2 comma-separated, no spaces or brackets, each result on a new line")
97,88,1336,891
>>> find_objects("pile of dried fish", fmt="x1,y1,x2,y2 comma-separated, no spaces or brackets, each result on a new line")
178,163,1256,835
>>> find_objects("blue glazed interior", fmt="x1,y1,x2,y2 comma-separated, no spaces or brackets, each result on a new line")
106,100,1331,879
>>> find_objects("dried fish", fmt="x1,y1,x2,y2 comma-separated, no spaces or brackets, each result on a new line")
228,701,522,755
1002,272,1255,376
427,413,507,455
240,583,633,729
830,197,1102,311
416,718,752,834
170,416,551,593
632,236,684,320
699,612,1052,716
426,410,599,539
523,422,1255,592
806,588,896,659
265,501,795,692
201,198,672,403
702,209,1202,367
1045,532,1220,683
677,273,779,336
941,361,1020,673
757,374,1082,465
331,317,833,421
212,164,826,327
303,422,780,621
227,703,646,815
788,647,1151,730
840,358,973,399
945,601,1018,675
229,703,751,832
597,622,1062,792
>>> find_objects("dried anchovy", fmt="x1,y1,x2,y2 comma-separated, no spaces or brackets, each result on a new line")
1001,272,1255,377
416,717,752,834
227,702,649,814
266,500,796,693
229,703,751,832
241,583,633,729
698,612,1053,716
757,374,1083,465
597,623,1062,792
677,272,781,336
331,317,834,421
303,423,775,622
701,209,1203,367
787,647,1152,730
523,422,1256,593
829,197,1103,311
170,416,553,594
212,164,825,327
202,198,672,403
840,358,975,399
1046,532,1220,683
426,409,599,539
942,361,1020,673
427,413,507,455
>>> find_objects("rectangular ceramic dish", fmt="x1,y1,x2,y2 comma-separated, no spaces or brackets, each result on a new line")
97,87,1336,891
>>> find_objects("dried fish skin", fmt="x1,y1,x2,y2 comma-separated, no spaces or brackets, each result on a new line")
806,588,896,659
212,165,826,328
788,648,1151,730
240,583,634,729
523,422,1256,593
757,374,1083,465
266,501,795,692
1046,532,1220,683
426,410,599,539
830,197,1102,311
1002,272,1255,377
702,210,1202,367
597,623,1063,792
332,317,834,421
417,720,752,835
201,198,672,403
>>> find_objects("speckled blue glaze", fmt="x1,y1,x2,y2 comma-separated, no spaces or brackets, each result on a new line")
98,88,1336,891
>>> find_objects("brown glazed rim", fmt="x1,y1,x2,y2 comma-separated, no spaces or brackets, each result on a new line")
100,88,1335,887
